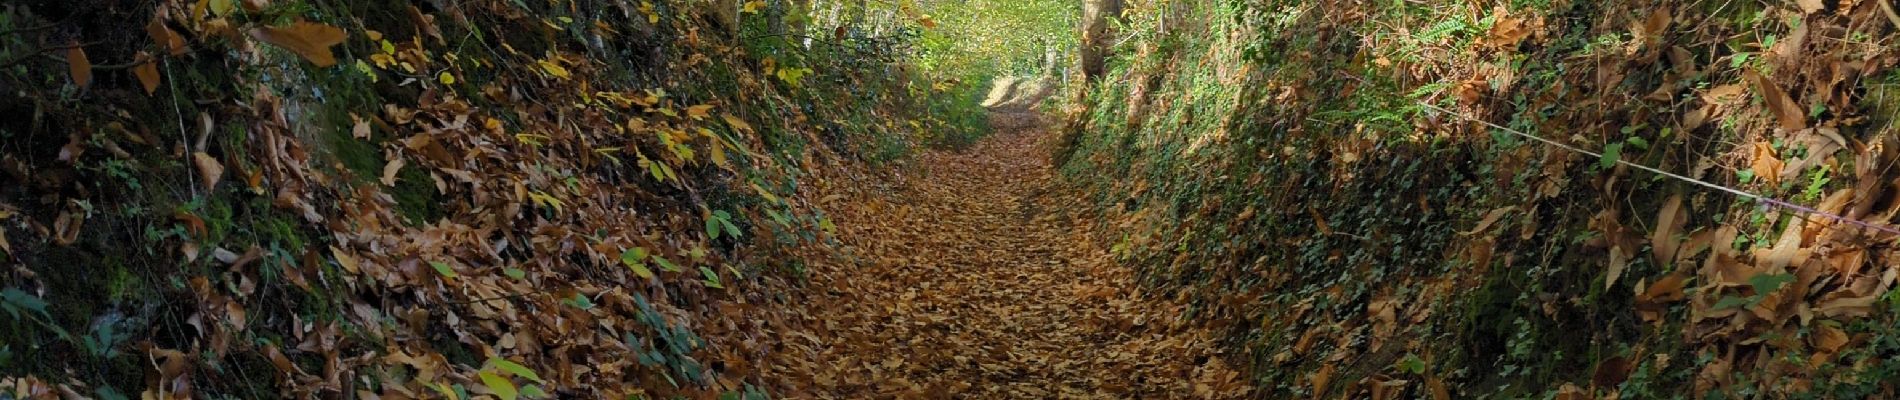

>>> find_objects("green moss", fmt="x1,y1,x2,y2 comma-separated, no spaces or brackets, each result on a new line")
391,166,445,224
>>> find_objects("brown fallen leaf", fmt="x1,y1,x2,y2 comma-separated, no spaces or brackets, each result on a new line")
1759,214,1804,270
148,16,189,56
1816,292,1880,318
1309,207,1333,235
249,21,349,67
1745,70,1806,132
66,43,92,87
133,53,163,95
1461,206,1518,236
1310,362,1334,397
1795,0,1825,14
1751,142,1784,186
1650,194,1686,265
351,114,372,139
1606,244,1631,290
1643,272,1690,303
1592,355,1631,389
1811,323,1847,354
381,156,406,186
194,152,224,191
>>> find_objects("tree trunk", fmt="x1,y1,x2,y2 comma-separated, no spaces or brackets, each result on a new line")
1079,0,1122,82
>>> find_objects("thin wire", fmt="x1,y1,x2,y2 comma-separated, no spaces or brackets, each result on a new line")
1416,102,1900,237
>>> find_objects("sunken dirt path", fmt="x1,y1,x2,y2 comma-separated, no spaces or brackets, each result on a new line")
773,126,1252,399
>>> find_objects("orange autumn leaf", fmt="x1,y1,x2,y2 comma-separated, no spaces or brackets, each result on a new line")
66,43,92,87
249,21,349,67
133,53,162,95
148,16,189,56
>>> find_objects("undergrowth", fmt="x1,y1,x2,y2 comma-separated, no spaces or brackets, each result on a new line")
1063,0,1900,398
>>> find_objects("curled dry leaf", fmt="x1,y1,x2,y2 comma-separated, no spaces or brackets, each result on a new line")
1651,194,1686,265
249,21,349,67
1606,244,1631,290
381,156,406,186
1461,206,1518,236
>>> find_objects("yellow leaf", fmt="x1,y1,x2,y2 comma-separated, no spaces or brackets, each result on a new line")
479,371,518,400
249,21,348,67
538,59,570,79
710,140,729,169
208,0,235,17
66,43,92,87
742,0,766,13
354,60,378,82
528,191,565,212
721,114,753,132
686,104,714,120
438,71,455,85
133,53,161,95
775,67,812,87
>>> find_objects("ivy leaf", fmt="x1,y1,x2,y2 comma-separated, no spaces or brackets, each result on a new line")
1625,136,1649,150
1747,273,1794,295
503,267,526,280
1396,353,1426,374
1599,142,1623,169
